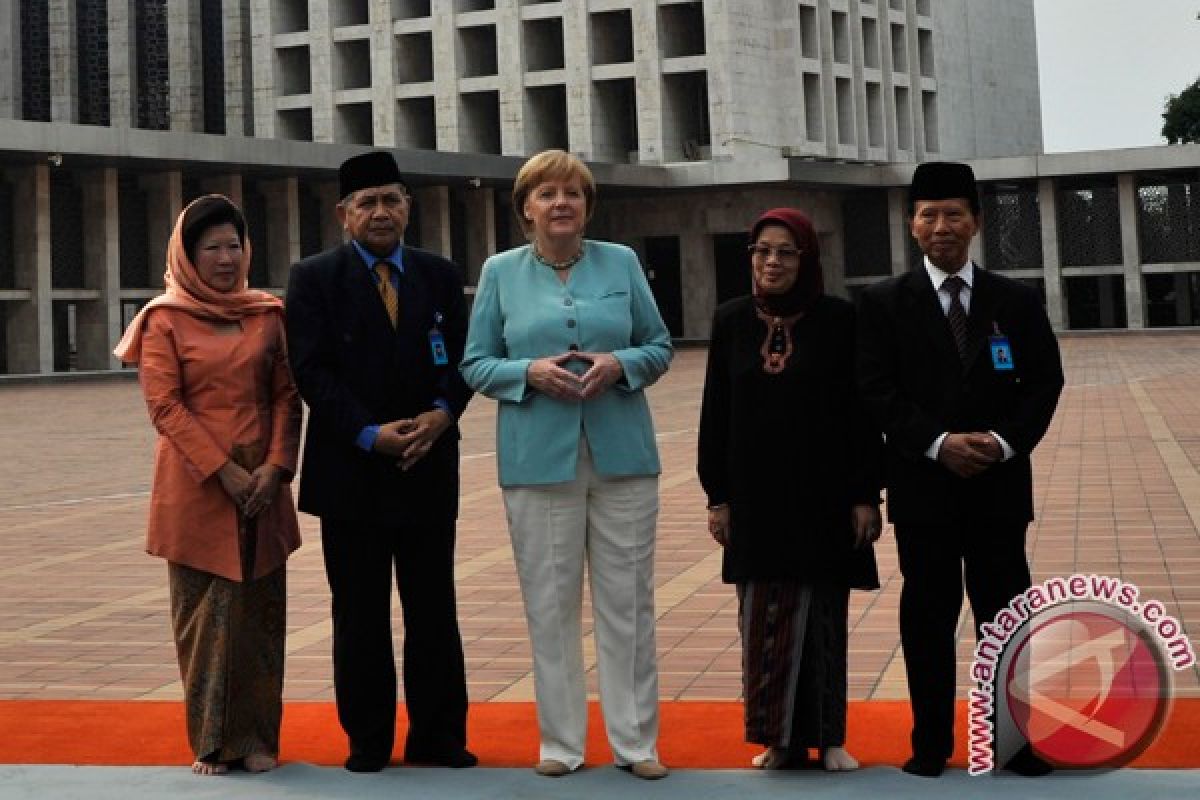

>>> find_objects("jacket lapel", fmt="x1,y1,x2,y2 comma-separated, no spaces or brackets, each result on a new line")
901,268,960,369
343,244,398,345
396,247,430,345
963,265,999,373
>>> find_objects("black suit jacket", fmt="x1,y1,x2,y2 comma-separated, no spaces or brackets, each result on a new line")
856,265,1064,526
285,242,472,524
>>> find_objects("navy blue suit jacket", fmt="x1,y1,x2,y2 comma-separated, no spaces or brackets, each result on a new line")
285,242,472,524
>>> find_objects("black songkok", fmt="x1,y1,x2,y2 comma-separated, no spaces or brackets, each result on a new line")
908,161,980,215
339,151,404,199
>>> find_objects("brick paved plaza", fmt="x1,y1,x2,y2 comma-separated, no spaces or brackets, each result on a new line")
0,334,1198,704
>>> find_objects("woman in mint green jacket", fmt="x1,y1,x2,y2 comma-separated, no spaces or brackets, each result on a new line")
461,150,672,780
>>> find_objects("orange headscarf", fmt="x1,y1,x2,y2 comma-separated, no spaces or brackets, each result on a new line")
113,195,284,365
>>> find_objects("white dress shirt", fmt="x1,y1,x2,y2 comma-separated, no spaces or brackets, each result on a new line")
925,257,974,316
922,257,1015,463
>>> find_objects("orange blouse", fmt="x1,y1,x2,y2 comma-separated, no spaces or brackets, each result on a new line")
138,307,302,581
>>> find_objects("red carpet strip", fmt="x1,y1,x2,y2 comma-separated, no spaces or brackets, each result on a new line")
0,700,1196,768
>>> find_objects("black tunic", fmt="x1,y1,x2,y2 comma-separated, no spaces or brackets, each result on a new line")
697,294,881,588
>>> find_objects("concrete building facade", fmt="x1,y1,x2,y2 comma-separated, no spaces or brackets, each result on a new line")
0,1,1196,376
0,0,1042,163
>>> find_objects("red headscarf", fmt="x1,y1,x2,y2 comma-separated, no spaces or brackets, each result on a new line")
749,207,824,317
113,194,283,365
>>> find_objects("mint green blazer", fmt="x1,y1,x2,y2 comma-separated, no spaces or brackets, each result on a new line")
460,240,673,487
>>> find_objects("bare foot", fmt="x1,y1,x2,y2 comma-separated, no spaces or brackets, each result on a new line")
751,747,789,769
244,753,278,773
822,746,859,772
191,759,229,776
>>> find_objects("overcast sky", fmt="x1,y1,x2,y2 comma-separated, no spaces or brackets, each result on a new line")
1034,0,1200,152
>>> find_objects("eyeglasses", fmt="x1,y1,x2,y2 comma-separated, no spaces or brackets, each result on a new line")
747,244,802,261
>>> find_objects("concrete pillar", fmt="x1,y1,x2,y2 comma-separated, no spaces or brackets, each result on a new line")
315,181,343,250
823,229,846,298
1175,274,1193,325
49,0,78,123
1098,274,1117,328
223,0,253,136
887,187,910,276
908,14,928,160
249,0,276,138
369,0,397,147
308,0,335,143
0,0,21,118
495,0,525,156
562,1,594,158
681,231,713,339
260,178,301,287
695,0,731,162
632,0,664,164
847,0,869,160
432,6,461,151
108,0,136,126
877,0,898,160
816,0,838,157
200,174,244,207
415,186,452,259
462,188,496,284
140,172,184,289
1037,178,1065,331
8,166,53,374
78,169,122,370
1117,173,1145,329
168,0,203,132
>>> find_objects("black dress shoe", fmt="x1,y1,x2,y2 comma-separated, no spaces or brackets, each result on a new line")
344,752,389,773
1004,745,1053,777
404,747,478,768
902,755,946,777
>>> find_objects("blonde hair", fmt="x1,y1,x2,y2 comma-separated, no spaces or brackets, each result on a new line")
511,149,597,238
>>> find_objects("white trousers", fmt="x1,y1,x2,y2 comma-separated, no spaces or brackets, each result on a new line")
502,438,661,769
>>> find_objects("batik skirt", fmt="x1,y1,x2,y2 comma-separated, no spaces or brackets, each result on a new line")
167,560,286,762
737,579,850,749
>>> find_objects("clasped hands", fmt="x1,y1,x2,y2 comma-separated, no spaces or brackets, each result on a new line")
375,409,453,471
937,432,1004,478
527,351,623,401
217,461,283,518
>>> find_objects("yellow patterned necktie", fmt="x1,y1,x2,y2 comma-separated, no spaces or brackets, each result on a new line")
375,261,398,328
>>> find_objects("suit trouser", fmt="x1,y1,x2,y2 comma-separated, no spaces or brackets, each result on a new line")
894,519,1032,761
502,439,661,769
320,516,469,762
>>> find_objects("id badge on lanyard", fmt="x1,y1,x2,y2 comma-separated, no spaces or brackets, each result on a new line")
989,322,1014,371
429,312,449,366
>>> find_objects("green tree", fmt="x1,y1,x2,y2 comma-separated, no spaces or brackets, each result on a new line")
1162,77,1200,144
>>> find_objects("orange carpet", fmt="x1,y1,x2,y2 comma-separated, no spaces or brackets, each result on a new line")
0,699,1197,768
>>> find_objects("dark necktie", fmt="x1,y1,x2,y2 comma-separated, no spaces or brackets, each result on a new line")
942,274,968,362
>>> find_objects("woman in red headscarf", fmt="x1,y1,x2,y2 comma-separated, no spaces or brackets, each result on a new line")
697,208,882,771
115,195,301,776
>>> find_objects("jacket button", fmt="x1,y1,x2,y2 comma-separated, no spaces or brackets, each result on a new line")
564,297,573,306
566,319,576,328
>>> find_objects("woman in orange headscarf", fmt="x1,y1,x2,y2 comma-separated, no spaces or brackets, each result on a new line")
115,195,301,776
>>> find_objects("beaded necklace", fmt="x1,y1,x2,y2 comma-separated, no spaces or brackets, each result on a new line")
533,241,585,271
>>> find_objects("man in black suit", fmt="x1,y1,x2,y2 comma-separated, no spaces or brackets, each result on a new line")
856,162,1064,777
285,151,475,772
